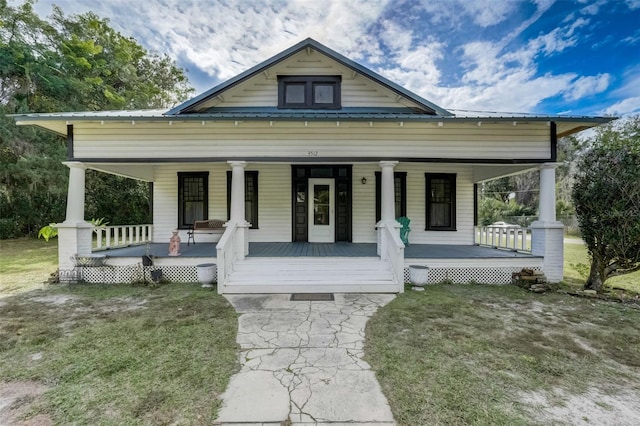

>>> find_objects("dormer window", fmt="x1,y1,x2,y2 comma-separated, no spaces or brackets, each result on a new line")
278,76,341,109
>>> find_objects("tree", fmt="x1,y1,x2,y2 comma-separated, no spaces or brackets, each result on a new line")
571,116,640,292
0,1,192,237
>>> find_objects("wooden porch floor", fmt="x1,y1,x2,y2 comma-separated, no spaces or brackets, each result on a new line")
100,242,538,259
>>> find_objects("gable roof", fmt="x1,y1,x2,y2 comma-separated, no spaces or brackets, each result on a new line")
166,38,453,117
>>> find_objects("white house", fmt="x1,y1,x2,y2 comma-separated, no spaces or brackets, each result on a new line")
14,38,613,293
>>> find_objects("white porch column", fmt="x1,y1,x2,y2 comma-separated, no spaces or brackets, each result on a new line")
228,161,250,257
530,163,564,282
57,162,92,276
380,161,398,223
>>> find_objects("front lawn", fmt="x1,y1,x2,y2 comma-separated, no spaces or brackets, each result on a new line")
365,284,640,425
0,283,238,424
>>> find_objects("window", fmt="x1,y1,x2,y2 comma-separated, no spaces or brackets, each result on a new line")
227,171,259,229
425,173,456,230
178,172,208,229
278,76,341,109
375,172,407,222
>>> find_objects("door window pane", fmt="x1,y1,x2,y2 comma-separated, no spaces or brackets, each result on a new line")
314,185,330,225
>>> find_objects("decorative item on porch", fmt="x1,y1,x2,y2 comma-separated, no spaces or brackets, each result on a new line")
168,229,181,256
409,265,429,291
196,263,217,288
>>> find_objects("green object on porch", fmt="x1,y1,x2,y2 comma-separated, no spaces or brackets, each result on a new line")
397,216,411,246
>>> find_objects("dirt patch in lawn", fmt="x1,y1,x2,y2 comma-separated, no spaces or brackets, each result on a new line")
0,381,51,426
520,385,640,426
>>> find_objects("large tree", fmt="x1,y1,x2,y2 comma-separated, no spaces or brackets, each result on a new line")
0,0,193,237
571,116,640,292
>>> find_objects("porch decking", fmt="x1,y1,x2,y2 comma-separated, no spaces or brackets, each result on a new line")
101,242,538,259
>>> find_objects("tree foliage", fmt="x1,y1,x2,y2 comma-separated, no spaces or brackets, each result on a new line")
572,116,640,291
0,0,193,238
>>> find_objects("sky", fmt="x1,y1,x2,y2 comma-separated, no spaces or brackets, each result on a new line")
22,0,640,117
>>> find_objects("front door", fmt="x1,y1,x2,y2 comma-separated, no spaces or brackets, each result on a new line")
308,178,335,243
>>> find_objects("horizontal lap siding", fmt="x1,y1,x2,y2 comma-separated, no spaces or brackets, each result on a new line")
73,122,550,159
201,50,418,109
153,164,291,243
352,164,474,244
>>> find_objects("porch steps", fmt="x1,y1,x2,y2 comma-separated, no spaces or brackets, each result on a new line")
223,257,399,294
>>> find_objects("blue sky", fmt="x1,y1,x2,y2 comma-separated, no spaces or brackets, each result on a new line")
24,0,640,116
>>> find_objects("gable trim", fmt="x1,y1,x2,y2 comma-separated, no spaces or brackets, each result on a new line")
166,38,453,116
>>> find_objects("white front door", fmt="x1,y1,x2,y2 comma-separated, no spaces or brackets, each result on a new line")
308,178,335,243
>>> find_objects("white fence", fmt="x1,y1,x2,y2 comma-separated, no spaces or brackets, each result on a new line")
475,226,531,253
93,224,153,250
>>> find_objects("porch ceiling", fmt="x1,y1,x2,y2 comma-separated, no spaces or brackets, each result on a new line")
472,164,539,183
86,163,154,181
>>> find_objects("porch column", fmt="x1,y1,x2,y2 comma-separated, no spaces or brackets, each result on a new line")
530,163,564,282
57,162,93,277
380,161,398,223
228,161,250,257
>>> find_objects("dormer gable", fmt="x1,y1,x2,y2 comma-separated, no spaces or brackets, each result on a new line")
166,38,452,116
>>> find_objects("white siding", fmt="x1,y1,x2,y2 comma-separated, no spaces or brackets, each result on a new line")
195,49,424,110
153,162,473,246
352,163,474,244
152,163,291,243
73,121,551,160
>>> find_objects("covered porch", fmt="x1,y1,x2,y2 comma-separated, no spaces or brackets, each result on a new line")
56,158,559,292
86,242,542,288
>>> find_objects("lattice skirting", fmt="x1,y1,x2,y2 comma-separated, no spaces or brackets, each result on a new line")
76,264,217,284
403,266,542,285
70,264,535,285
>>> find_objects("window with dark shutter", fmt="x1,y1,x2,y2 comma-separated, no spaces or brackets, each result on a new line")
278,76,341,109
177,172,208,229
425,173,456,230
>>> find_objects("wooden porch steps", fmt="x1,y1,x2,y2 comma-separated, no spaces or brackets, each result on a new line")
223,257,399,294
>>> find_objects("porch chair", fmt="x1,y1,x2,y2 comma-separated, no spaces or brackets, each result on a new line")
397,216,411,246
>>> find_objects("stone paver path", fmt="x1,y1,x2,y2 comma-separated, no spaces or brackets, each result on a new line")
217,293,396,425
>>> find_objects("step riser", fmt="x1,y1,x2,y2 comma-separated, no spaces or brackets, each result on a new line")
222,284,400,294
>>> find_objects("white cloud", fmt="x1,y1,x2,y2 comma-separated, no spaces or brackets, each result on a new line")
626,0,640,9
601,96,640,115
564,74,610,101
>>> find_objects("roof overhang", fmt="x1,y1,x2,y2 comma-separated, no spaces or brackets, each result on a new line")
13,110,616,138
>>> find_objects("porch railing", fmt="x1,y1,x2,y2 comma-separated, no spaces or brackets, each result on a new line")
216,221,239,294
378,221,405,293
475,226,531,253
94,224,153,250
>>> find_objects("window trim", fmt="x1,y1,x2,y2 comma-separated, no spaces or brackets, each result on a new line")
425,173,456,231
277,75,341,109
227,170,259,229
177,172,209,229
375,172,407,222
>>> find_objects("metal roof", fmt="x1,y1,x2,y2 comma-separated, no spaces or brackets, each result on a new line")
12,108,614,124
165,38,453,117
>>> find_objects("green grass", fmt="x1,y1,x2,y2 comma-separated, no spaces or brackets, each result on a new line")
0,238,58,295
563,239,640,293
365,284,640,425
0,238,239,425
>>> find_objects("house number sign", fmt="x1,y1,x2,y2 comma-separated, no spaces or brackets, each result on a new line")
307,151,319,157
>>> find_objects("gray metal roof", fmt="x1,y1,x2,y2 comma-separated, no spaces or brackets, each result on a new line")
12,108,613,124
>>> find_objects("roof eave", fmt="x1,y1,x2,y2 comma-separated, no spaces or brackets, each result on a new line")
165,38,453,117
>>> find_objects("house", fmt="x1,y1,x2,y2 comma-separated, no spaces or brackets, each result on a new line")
13,38,613,293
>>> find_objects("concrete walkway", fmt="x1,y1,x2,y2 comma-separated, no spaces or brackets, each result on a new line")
217,294,396,425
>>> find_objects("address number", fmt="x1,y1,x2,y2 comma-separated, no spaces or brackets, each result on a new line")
307,151,319,157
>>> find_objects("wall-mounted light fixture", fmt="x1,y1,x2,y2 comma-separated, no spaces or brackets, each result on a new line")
361,177,367,185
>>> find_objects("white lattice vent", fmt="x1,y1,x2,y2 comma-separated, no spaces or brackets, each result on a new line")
78,264,216,284
403,266,542,285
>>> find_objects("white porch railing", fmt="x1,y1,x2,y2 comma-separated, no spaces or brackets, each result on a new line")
94,224,153,250
475,226,531,253
377,221,405,293
216,221,240,294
